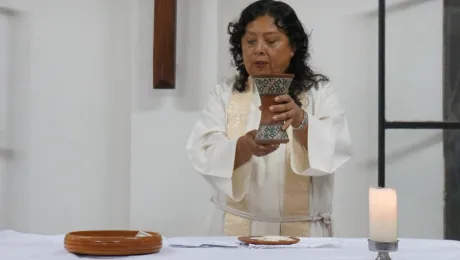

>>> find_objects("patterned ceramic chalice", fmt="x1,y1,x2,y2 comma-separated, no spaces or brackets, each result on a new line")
252,74,294,145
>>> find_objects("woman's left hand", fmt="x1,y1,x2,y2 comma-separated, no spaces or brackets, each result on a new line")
268,94,304,130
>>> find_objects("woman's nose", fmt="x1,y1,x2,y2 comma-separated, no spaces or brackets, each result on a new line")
253,42,266,56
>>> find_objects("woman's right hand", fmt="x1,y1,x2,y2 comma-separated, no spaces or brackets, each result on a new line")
234,130,280,169
242,130,280,157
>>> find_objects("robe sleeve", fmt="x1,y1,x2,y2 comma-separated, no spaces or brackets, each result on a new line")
185,83,251,202
291,83,352,176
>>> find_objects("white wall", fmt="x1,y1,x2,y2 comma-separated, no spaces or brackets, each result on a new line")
0,11,7,149
0,0,444,239
0,0,131,234
0,6,31,231
0,9,8,229
129,0,218,236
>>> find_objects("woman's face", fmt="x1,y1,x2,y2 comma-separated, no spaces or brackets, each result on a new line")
241,15,294,76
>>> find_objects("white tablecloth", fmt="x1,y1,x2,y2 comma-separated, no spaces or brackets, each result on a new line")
1,230,459,259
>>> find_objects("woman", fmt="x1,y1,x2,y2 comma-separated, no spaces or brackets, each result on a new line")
186,0,352,237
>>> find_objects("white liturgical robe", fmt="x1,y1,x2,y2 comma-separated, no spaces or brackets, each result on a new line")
186,77,352,237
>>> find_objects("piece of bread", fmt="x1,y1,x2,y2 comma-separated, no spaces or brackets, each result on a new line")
252,236,295,242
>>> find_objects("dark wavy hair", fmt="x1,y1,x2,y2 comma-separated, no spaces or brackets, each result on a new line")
227,0,328,106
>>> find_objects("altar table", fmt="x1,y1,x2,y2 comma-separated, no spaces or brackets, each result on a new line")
0,230,459,260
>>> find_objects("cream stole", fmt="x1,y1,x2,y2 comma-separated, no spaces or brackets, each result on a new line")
223,80,312,237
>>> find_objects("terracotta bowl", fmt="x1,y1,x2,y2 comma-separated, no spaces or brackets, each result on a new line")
64,230,162,256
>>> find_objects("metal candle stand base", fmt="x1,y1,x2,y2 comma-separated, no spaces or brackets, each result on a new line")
368,240,398,260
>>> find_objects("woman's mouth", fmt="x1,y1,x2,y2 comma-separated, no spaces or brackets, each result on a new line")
254,61,268,68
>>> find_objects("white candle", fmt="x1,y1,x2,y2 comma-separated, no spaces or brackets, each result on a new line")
369,187,398,242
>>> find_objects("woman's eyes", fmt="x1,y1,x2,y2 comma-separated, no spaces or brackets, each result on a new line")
246,39,278,45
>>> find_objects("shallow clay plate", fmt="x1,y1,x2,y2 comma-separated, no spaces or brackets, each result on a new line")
238,236,300,245
64,230,162,256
